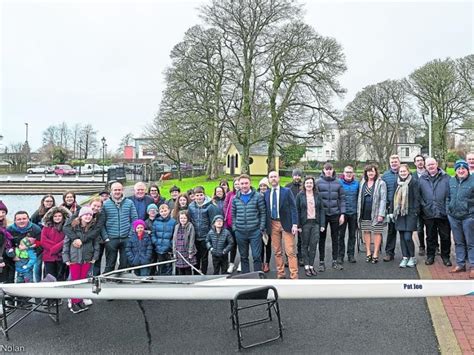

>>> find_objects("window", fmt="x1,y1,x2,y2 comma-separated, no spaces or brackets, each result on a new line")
316,147,322,157
403,147,410,157
227,155,230,168
326,150,330,157
331,150,335,158
235,153,239,168
331,134,335,141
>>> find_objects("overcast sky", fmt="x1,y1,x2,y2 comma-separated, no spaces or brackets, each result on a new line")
1,0,472,154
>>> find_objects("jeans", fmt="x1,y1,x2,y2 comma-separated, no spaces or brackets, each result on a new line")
104,237,129,273
424,218,451,258
417,216,425,248
319,215,340,262
134,267,151,276
16,270,33,283
385,221,398,257
338,214,357,259
156,253,172,275
44,261,68,281
235,229,262,273
69,263,91,304
448,216,474,267
399,231,415,258
227,228,238,264
301,220,320,267
195,239,209,275
33,253,43,282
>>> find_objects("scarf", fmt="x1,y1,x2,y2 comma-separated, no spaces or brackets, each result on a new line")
393,174,412,217
10,221,33,234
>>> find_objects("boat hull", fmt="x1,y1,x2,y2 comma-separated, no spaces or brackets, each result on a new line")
1,277,472,300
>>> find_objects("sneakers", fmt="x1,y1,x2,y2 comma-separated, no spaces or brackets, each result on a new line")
83,299,93,306
332,260,343,270
227,263,235,274
69,303,83,314
418,247,426,256
407,257,417,268
78,301,89,311
317,262,326,272
399,258,409,268
236,263,241,272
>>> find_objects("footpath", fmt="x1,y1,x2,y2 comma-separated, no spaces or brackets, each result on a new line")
418,250,474,354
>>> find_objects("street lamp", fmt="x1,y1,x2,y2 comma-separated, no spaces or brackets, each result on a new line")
101,137,106,182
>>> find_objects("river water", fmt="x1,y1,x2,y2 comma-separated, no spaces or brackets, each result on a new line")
0,195,90,218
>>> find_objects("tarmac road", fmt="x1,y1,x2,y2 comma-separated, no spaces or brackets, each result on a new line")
1,244,439,354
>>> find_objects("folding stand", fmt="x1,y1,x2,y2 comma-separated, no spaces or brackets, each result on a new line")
1,295,60,340
229,272,283,350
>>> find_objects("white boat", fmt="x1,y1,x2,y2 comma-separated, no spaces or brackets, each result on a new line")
1,275,473,300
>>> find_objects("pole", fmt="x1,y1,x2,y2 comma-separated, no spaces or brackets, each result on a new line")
428,106,432,157
101,137,106,183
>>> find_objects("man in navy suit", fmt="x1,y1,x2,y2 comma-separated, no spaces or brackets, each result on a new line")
265,171,299,279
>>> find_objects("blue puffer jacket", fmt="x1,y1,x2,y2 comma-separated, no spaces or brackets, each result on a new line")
102,197,138,240
382,169,398,211
126,231,153,266
188,197,217,241
152,215,176,254
447,174,474,220
339,178,359,215
419,169,450,219
15,249,37,273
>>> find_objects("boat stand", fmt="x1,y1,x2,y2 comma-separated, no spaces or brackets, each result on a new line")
1,295,60,340
229,273,283,350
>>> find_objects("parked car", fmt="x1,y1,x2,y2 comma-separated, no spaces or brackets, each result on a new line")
27,165,52,174
54,164,77,175
80,164,105,175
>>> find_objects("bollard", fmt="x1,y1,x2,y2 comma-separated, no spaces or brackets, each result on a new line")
41,175,46,181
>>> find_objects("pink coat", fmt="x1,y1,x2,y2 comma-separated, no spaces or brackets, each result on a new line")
41,226,66,262
223,191,236,229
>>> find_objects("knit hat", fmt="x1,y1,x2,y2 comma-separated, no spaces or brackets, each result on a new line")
0,200,7,214
147,203,158,213
20,237,34,248
292,168,303,177
212,215,224,224
133,219,146,230
258,177,270,188
454,159,469,171
78,206,94,218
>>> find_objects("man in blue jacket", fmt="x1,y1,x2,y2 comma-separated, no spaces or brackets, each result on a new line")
102,182,138,273
382,155,400,261
266,171,299,279
338,165,359,263
128,182,154,220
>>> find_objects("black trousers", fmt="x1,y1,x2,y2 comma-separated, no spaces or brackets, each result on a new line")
385,221,398,257
44,261,68,281
195,239,209,275
424,218,451,258
104,237,128,273
212,255,229,275
338,214,357,259
260,234,272,264
319,215,340,262
417,216,425,248
93,242,105,276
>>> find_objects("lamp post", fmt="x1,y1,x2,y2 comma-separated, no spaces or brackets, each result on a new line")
101,137,106,182
24,123,29,169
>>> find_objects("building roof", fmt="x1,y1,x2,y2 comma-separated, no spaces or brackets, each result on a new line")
228,142,280,157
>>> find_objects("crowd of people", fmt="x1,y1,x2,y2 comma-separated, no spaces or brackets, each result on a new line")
0,152,472,314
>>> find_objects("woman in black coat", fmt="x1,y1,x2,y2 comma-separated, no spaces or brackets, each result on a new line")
393,164,420,268
296,176,326,277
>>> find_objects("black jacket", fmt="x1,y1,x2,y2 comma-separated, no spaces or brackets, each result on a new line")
316,173,346,216
394,177,420,232
295,191,326,227
418,169,450,219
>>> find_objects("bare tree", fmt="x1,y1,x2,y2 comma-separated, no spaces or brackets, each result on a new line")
343,80,415,165
4,142,28,172
79,124,98,159
405,56,473,165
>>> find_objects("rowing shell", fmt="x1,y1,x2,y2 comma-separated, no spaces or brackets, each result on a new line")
1,276,472,300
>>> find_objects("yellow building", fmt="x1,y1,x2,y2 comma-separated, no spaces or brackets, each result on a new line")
225,142,280,176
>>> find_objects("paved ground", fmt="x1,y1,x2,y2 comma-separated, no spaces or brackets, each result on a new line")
0,241,440,354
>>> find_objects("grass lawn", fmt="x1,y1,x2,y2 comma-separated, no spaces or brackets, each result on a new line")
155,175,293,199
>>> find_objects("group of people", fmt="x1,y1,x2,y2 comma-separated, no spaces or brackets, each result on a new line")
0,152,472,313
